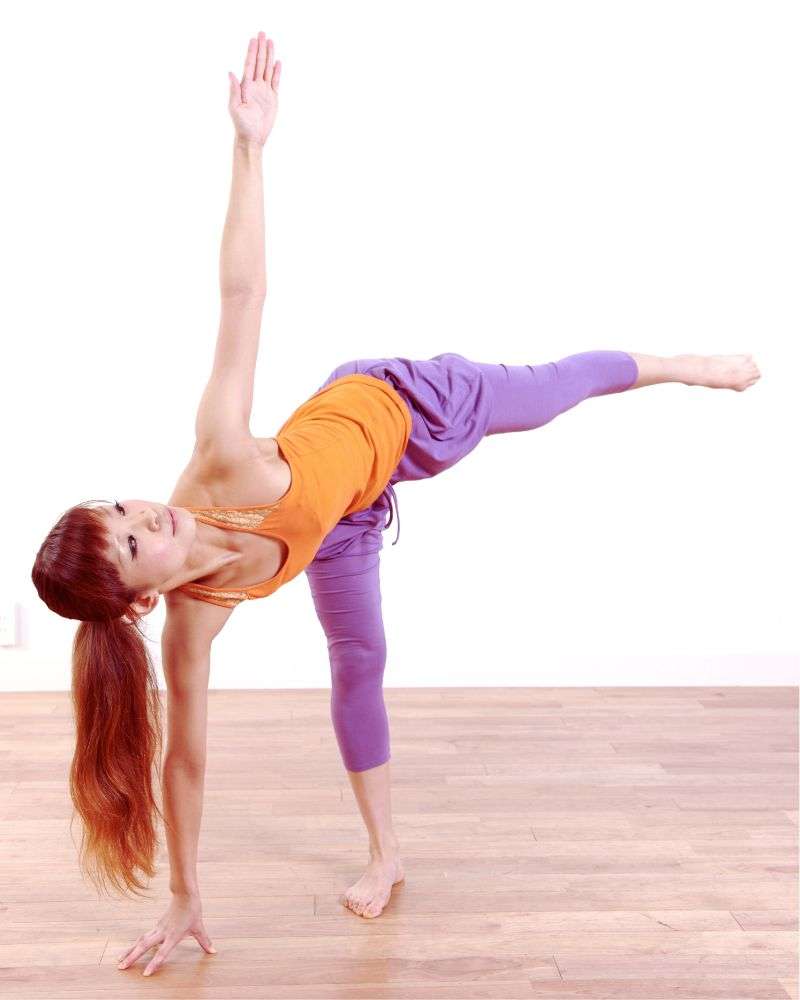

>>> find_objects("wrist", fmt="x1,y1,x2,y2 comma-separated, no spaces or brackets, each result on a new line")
234,136,265,155
170,883,200,899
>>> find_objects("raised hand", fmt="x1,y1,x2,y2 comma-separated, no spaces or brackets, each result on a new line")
228,31,281,146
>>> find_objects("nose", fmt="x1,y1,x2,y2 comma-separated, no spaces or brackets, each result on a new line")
136,508,160,531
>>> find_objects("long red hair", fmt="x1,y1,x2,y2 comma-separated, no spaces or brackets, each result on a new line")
31,501,164,897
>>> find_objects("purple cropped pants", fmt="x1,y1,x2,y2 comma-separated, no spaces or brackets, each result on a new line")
305,350,639,772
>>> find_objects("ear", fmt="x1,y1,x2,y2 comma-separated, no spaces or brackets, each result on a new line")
130,590,160,617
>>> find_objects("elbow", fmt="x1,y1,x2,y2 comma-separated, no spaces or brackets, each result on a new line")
163,752,206,776
220,284,267,301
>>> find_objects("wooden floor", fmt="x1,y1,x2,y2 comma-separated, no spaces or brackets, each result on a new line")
0,685,797,999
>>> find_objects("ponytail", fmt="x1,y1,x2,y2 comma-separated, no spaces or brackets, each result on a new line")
70,615,164,897
32,501,165,897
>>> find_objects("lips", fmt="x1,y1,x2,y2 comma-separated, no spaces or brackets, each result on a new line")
166,507,175,534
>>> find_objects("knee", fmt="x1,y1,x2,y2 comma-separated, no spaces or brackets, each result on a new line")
329,634,387,694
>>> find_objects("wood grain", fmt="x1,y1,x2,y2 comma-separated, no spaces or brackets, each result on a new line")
0,685,796,998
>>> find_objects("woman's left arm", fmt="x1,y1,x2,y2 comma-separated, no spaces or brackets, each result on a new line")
221,31,281,295
195,32,281,452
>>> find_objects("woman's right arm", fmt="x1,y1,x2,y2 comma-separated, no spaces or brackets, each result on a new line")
161,640,213,900
117,598,233,977
161,596,233,900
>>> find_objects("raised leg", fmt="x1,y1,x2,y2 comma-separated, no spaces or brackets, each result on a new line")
305,543,405,918
472,350,639,435
472,349,760,435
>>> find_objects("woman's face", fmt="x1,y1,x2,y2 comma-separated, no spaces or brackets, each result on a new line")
99,499,195,610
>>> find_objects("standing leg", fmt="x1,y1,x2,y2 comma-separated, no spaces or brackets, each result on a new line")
306,546,391,774
305,540,405,919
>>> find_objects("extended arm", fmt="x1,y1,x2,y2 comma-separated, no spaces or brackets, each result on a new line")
194,33,282,450
161,645,212,898
116,595,233,978
219,140,266,296
220,32,280,294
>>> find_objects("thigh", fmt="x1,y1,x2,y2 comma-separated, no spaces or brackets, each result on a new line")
471,350,639,435
305,546,385,649
306,503,387,646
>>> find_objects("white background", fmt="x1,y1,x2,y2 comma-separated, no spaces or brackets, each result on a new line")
1,0,797,690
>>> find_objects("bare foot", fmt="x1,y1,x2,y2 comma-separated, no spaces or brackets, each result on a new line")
340,854,405,919
675,353,761,391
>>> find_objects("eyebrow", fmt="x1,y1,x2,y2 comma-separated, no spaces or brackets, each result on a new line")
101,506,125,568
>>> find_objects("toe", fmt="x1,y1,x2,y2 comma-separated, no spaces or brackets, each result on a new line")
369,891,391,917
345,892,364,915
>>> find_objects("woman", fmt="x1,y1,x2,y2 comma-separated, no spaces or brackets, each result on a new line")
31,31,760,978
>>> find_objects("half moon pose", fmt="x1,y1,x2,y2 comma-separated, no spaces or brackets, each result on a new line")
31,32,761,978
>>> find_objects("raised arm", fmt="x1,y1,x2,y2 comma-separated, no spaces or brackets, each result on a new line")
222,31,281,294
195,32,282,454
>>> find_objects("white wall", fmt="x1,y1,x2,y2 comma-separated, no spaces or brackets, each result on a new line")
2,0,797,691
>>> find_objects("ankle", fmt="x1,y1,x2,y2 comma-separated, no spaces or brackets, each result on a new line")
668,353,701,384
627,352,682,387
369,835,400,861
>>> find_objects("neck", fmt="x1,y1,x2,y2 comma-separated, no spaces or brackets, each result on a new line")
158,512,241,594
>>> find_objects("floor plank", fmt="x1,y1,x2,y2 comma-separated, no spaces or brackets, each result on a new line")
0,685,796,997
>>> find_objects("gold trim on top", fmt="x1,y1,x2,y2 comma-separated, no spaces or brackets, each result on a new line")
181,584,247,607
190,507,273,529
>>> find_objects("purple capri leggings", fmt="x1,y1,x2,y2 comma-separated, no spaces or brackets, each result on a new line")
305,350,639,772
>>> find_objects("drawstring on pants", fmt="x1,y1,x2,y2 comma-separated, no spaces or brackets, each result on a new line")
384,483,401,545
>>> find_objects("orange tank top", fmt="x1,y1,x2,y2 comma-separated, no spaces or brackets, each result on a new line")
175,374,412,608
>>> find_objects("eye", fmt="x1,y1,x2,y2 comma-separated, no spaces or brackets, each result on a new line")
114,501,136,559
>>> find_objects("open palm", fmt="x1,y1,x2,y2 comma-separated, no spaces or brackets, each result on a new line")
228,32,281,146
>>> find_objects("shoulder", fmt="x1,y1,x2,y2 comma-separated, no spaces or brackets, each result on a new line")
168,431,266,507
163,588,234,653
191,428,264,478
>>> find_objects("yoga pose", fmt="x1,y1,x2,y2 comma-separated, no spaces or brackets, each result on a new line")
31,32,761,978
